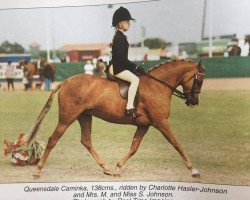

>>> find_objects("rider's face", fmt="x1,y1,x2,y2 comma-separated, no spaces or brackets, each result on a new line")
118,20,131,32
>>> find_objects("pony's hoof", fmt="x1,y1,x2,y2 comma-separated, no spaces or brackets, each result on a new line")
33,172,41,180
113,173,121,178
192,173,201,179
191,168,201,179
103,169,112,176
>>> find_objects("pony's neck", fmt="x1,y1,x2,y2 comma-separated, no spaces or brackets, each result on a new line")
148,60,194,88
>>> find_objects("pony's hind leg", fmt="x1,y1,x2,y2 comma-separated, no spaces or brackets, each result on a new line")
154,119,200,178
114,126,149,177
33,121,70,179
78,113,111,175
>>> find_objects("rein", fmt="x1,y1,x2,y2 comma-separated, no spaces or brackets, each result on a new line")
144,73,188,100
144,69,205,102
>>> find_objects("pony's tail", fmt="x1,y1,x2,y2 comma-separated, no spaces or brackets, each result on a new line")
24,83,62,145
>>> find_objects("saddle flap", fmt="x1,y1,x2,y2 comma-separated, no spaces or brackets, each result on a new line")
106,73,130,99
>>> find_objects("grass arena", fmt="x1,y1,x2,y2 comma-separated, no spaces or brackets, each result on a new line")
0,78,250,185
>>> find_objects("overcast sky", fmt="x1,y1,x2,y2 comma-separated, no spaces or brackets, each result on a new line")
0,0,249,50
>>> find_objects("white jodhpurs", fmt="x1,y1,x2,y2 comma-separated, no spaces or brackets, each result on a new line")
109,65,139,109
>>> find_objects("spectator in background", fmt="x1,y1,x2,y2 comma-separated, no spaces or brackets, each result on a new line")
60,56,66,62
43,62,54,91
96,59,107,78
52,53,61,63
5,61,15,91
84,60,95,75
22,63,30,91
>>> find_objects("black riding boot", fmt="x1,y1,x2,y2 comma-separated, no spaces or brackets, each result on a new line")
125,108,142,118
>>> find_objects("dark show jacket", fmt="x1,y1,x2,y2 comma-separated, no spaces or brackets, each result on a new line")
43,65,53,80
110,30,137,75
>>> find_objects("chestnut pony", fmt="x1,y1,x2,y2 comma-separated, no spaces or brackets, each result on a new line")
25,59,206,179
17,60,56,88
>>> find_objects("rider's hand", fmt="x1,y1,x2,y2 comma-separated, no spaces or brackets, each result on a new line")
135,65,145,75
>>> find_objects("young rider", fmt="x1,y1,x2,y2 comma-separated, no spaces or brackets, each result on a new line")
109,6,144,117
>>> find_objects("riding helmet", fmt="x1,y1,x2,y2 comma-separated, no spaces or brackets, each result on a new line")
112,6,135,27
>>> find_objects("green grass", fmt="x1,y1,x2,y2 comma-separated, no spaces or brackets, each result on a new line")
0,90,249,185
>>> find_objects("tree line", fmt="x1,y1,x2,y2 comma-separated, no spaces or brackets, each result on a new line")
0,37,168,56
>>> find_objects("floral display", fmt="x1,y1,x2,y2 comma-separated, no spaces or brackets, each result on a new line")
3,133,45,166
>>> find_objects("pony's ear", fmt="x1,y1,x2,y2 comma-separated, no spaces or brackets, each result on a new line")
197,60,206,72
197,60,202,68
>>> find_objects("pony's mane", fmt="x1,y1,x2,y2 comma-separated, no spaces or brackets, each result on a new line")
148,59,196,72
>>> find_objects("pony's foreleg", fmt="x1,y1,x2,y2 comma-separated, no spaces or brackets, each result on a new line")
114,126,149,177
78,113,111,175
154,119,200,178
33,122,69,179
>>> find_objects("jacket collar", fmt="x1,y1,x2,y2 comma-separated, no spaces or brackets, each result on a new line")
116,30,127,40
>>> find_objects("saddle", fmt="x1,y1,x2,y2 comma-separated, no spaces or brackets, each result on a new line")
106,72,139,106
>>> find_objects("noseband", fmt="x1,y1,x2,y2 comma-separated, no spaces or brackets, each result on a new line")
182,71,205,105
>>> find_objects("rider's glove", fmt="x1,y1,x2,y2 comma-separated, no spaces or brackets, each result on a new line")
135,65,146,75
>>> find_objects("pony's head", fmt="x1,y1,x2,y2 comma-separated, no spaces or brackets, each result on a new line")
181,60,206,107
17,60,28,69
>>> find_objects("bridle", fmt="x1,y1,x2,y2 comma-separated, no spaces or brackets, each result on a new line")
182,70,205,105
144,69,205,103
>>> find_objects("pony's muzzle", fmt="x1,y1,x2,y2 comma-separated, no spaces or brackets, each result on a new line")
185,96,199,107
